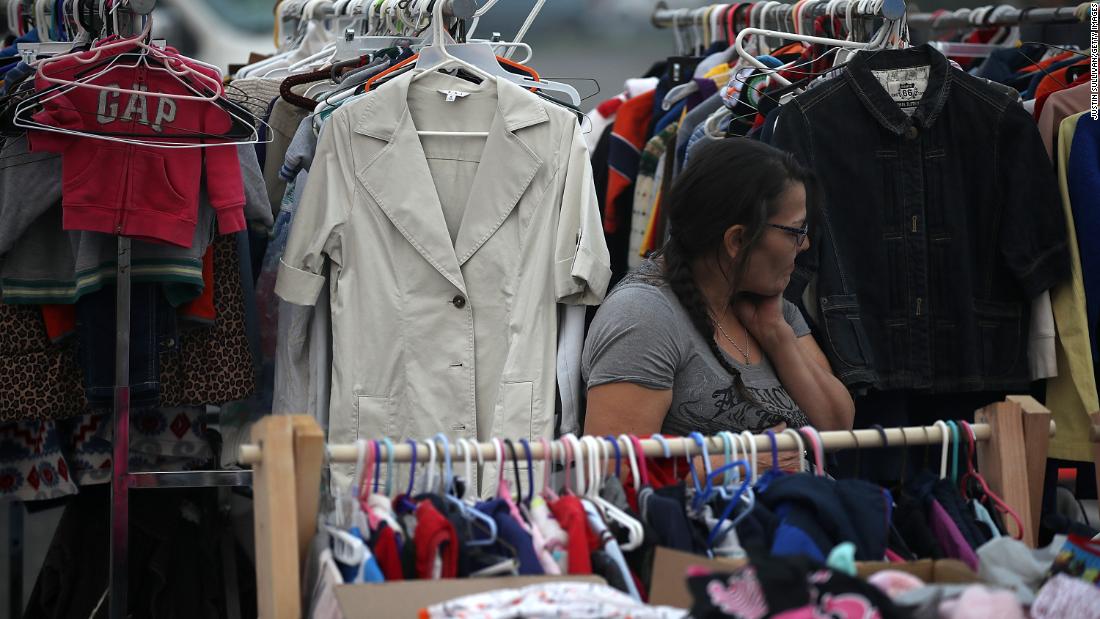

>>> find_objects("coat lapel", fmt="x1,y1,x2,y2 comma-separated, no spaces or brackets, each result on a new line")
452,108,544,265
352,70,551,286
354,75,467,293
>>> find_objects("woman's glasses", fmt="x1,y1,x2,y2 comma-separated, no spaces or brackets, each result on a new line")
766,222,809,248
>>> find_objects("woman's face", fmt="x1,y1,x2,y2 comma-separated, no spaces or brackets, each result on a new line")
737,182,810,297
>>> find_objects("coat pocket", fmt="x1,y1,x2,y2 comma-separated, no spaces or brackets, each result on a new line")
973,300,1022,378
820,293,876,373
355,395,395,440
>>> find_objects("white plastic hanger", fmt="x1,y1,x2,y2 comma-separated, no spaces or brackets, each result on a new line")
934,420,951,480
580,436,644,552
781,428,807,473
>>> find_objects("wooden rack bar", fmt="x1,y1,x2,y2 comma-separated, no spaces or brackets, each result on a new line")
241,420,1051,465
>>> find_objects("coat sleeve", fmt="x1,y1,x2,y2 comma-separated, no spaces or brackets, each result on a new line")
996,102,1070,298
554,122,612,305
275,112,352,306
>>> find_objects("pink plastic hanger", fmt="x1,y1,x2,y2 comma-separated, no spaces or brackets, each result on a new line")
958,420,1025,540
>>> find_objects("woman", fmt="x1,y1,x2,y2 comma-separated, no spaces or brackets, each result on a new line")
582,138,854,441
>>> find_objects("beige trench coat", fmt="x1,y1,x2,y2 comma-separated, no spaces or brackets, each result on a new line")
276,69,611,490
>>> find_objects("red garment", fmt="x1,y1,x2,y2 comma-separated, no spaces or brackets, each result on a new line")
548,495,597,574
1034,64,1090,120
40,304,76,342
595,95,625,119
373,525,405,581
28,43,245,248
413,499,458,579
178,243,216,325
604,90,655,234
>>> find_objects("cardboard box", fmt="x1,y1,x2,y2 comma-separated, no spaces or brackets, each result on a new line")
648,547,980,610
856,559,979,584
335,575,606,618
649,546,748,609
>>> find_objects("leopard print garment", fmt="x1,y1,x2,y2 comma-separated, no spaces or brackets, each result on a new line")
160,234,257,406
0,304,86,422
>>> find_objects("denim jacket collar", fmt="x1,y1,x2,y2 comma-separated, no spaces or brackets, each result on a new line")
843,44,952,135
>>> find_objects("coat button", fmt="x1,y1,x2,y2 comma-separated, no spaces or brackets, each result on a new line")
452,294,467,309
905,125,919,140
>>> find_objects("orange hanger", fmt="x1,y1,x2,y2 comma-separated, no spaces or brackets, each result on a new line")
363,52,541,94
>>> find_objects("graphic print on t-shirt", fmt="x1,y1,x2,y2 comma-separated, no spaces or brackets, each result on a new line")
665,370,810,436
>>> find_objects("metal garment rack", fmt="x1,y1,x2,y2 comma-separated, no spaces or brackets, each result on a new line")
906,4,1089,29
105,2,252,619
650,0,900,30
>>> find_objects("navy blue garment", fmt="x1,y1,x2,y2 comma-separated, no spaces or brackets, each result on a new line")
474,499,544,575
913,473,988,550
732,498,780,559
759,473,893,563
973,43,1049,84
76,282,179,409
654,100,687,135
642,483,709,554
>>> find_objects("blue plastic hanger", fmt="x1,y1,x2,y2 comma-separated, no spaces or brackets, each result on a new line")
372,440,383,493
380,437,395,496
704,459,754,547
753,430,785,493
604,435,622,480
947,421,960,485
689,432,713,511
651,433,674,479
519,438,535,505
435,433,498,546
394,438,419,514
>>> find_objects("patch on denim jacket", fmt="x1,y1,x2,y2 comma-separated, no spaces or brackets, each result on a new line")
871,66,930,115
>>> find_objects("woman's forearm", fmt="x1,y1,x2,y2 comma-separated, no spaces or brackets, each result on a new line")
761,329,855,430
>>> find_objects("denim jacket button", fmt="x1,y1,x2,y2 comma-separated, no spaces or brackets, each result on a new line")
905,126,919,140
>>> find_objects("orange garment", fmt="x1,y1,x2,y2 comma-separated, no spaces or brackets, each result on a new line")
603,90,656,234
1034,62,1090,120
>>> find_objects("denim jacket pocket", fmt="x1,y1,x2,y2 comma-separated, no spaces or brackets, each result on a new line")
972,300,1022,378
820,293,877,385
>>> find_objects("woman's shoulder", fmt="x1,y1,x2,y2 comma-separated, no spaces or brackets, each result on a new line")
603,261,681,316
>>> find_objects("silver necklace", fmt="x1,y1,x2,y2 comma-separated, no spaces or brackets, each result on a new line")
710,312,751,364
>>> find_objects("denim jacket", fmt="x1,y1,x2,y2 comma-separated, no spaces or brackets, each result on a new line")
771,44,1069,393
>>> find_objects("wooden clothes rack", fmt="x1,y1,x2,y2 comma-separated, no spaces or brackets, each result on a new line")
241,395,1054,619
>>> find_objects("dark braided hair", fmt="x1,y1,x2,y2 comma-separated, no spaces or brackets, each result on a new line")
657,138,819,397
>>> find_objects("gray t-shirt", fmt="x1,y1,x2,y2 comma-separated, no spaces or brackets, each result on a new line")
582,261,812,435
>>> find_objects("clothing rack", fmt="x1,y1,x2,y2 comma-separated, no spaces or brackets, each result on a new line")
241,395,1053,619
650,0,902,30
907,4,1091,29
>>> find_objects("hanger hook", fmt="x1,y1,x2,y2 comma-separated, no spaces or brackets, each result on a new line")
381,437,395,496
404,438,418,498
519,439,534,503
933,420,951,480
782,428,807,473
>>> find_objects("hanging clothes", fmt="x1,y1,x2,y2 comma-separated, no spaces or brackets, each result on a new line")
770,44,1069,393
275,70,611,489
